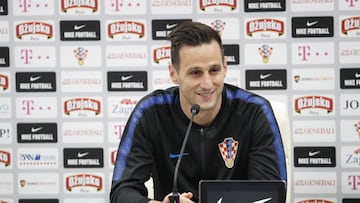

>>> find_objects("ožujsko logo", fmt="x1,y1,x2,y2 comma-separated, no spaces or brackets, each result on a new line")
65,174,102,191
246,18,285,37
15,21,53,39
107,21,145,38
64,98,101,115
295,96,333,114
61,0,98,13
0,149,11,167
153,46,170,64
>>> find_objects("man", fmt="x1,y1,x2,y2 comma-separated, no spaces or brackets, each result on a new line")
110,21,287,203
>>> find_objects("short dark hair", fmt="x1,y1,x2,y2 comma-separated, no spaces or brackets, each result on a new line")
168,21,224,71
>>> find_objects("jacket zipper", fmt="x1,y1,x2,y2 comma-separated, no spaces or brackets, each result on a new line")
200,128,206,179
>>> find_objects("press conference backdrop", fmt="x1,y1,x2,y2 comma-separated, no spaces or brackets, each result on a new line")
0,0,359,203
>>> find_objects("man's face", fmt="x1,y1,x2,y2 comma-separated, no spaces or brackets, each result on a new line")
169,40,227,115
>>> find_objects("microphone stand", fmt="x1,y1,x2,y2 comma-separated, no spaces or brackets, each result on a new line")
169,104,200,203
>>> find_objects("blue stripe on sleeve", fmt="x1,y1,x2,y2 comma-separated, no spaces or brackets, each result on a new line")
112,93,175,181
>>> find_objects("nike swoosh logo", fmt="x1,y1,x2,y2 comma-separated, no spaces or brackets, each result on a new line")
77,152,89,158
252,197,272,203
74,24,86,30
355,73,360,78
306,21,319,27
169,153,190,159
166,23,178,29
121,75,133,81
30,76,41,82
31,127,43,133
217,197,223,203
260,74,272,79
309,151,320,157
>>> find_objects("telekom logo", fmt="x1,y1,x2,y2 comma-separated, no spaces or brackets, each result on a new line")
346,0,358,7
17,0,49,13
348,175,360,190
110,0,141,11
297,46,328,61
113,124,125,140
21,100,52,115
20,49,32,64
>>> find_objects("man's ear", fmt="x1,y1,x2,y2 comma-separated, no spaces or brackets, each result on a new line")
169,63,178,84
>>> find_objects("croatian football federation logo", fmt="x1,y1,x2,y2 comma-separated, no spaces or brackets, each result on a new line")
218,137,238,168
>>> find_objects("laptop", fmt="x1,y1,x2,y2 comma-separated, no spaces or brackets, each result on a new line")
199,180,286,203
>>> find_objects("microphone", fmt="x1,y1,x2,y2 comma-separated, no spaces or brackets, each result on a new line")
169,104,200,203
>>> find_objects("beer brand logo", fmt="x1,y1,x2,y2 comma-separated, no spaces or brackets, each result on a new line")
0,150,11,166
61,0,98,12
246,18,284,36
16,21,53,39
108,21,145,38
153,46,170,63
295,96,333,113
341,16,360,35
0,73,8,90
199,0,236,10
297,200,333,203
65,174,102,191
64,98,101,115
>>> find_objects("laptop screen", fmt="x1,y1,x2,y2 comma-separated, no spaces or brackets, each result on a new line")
199,180,286,203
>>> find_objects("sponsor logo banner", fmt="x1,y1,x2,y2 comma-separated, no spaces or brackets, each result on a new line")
244,43,287,65
223,44,240,65
14,20,55,42
341,172,360,193
0,21,9,41
292,16,334,38
293,95,335,116
16,97,57,118
0,97,10,118
19,199,59,203
60,20,100,41
17,148,58,169
105,0,146,15
198,0,238,13
292,42,334,64
14,46,56,68
341,146,360,168
244,0,285,12
0,148,11,168
106,19,146,41
292,68,335,90
246,69,287,90
16,72,56,92
60,0,99,15
151,0,193,14
290,0,334,11
62,97,102,118
340,120,360,142
340,68,360,89
64,173,104,194
0,71,10,92
294,146,336,167
198,18,240,40
340,15,360,37
107,71,147,91
108,121,126,143
245,17,286,39
152,70,174,90
13,0,54,16
294,172,337,194
107,96,140,119
61,71,102,92
0,173,13,194
18,173,59,194
106,45,147,67
292,120,336,143
339,0,360,10
151,44,171,66
0,122,12,144
340,94,360,116
17,123,57,143
64,148,103,168
62,122,104,143
343,199,360,203
295,198,336,203
0,0,8,15
0,47,9,67
152,19,192,40
60,46,101,67
339,41,360,64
